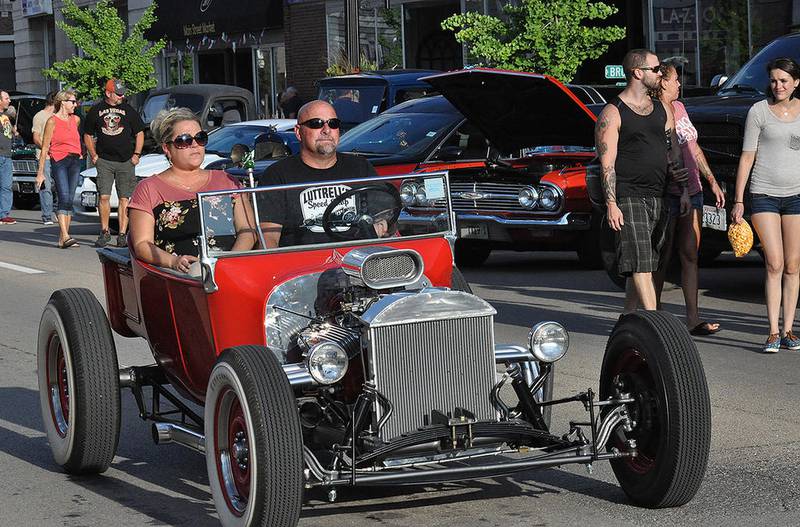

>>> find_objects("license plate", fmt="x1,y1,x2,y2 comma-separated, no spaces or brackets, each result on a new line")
460,224,488,239
81,191,98,208
702,205,727,231
19,182,35,194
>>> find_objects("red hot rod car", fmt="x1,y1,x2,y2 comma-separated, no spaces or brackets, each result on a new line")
38,172,710,526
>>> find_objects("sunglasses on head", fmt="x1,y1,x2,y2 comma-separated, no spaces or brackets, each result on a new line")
166,131,209,149
299,117,341,129
638,64,662,74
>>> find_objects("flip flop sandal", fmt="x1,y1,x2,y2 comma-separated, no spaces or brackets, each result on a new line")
61,237,78,249
690,321,720,336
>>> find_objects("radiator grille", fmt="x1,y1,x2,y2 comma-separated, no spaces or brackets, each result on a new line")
12,160,38,174
363,254,416,283
369,315,497,441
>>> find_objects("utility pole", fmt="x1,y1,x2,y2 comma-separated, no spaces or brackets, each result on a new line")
344,0,360,70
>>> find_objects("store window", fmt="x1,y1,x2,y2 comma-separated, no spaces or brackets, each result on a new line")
255,46,287,118
326,2,403,71
165,52,195,86
649,0,791,87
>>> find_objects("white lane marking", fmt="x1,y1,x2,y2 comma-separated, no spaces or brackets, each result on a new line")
0,261,46,274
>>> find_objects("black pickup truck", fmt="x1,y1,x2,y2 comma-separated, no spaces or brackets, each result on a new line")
683,32,800,262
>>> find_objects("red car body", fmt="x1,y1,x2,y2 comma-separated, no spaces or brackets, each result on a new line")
339,68,599,267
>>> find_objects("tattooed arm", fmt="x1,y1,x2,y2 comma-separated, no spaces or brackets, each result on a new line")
595,104,624,230
690,142,725,208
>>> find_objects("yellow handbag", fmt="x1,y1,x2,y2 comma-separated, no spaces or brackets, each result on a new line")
728,219,754,257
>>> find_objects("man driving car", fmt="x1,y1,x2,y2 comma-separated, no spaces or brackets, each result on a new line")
257,100,392,248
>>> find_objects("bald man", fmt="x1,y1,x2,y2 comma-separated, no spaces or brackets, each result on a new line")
257,100,380,248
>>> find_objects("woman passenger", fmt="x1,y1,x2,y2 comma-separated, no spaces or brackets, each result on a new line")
128,108,256,273
36,89,83,248
652,62,725,335
732,57,800,353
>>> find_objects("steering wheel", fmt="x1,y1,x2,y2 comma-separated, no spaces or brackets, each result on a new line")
321,184,402,241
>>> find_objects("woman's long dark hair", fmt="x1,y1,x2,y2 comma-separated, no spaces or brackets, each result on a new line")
766,57,800,101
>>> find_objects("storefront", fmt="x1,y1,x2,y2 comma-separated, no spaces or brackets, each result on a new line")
146,0,286,118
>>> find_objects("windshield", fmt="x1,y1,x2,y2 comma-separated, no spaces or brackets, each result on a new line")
197,173,453,255
142,93,205,122
719,36,800,95
204,125,271,155
317,86,386,126
338,112,460,157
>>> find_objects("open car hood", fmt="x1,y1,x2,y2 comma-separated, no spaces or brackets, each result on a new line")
421,68,596,153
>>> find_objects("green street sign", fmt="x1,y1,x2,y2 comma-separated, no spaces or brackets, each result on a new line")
605,65,625,79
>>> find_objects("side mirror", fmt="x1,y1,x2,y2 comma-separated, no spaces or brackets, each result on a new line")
710,74,728,89
435,145,464,161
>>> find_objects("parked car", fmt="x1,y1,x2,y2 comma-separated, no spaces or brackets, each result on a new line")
38,172,711,526
682,32,800,262
73,119,295,220
335,68,600,268
317,69,439,132
139,84,258,154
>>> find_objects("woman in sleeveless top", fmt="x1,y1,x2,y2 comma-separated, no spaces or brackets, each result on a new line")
732,57,800,353
651,62,725,336
36,89,83,248
128,107,257,274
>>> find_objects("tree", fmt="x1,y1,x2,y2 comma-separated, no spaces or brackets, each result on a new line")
44,0,165,99
441,0,625,83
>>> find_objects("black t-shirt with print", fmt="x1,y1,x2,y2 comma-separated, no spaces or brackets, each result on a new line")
256,153,378,247
83,101,146,162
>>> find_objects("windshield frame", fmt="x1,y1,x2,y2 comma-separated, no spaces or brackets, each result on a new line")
196,172,456,260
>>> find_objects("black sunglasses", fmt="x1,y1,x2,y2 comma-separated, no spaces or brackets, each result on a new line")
166,131,209,149
638,65,662,74
299,118,341,129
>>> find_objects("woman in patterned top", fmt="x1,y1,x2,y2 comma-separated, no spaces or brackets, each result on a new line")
128,108,256,273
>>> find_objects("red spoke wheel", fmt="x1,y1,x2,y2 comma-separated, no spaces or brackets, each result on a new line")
600,311,711,508
37,289,121,474
205,345,303,527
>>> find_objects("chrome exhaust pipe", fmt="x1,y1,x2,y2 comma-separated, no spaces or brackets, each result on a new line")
152,422,205,454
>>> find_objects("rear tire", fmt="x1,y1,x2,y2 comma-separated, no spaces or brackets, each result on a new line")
205,345,303,527
600,311,710,508
37,288,121,474
451,266,473,294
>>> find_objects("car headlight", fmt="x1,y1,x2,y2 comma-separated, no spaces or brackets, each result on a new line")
400,181,417,206
528,321,569,362
538,187,560,211
414,185,427,206
518,186,538,209
306,341,349,384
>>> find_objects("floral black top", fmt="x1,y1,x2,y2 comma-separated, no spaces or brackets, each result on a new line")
128,170,241,257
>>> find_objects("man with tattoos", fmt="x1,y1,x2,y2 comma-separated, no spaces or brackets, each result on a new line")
594,49,689,311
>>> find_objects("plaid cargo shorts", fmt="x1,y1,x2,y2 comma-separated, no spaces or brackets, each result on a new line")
615,196,668,275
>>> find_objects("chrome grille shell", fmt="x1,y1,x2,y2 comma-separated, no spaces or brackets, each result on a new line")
449,181,563,213
361,290,498,441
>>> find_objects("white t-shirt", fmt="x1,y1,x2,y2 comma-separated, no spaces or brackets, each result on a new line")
742,99,800,197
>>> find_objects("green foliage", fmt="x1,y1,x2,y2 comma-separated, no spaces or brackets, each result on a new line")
44,0,165,99
442,0,625,83
325,48,378,77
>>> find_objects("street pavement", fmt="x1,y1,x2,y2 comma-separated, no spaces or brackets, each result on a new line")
1,208,799,526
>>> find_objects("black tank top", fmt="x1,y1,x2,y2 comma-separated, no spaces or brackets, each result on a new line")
612,97,668,198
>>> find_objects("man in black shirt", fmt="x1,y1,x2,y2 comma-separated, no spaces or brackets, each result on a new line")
595,49,689,311
257,100,382,248
84,78,146,247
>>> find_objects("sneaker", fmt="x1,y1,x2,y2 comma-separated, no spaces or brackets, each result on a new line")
0,217,17,225
763,333,780,353
116,232,127,247
94,230,112,247
781,331,800,351
42,219,54,225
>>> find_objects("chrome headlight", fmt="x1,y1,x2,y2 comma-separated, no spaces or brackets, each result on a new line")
414,185,427,206
528,321,569,362
538,187,560,211
306,342,349,384
400,181,417,206
518,186,538,209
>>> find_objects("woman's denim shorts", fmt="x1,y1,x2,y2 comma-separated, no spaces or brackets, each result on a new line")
667,192,704,218
750,193,800,215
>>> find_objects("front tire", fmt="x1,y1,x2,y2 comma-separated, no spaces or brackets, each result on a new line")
600,311,710,508
37,288,121,474
205,345,303,527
